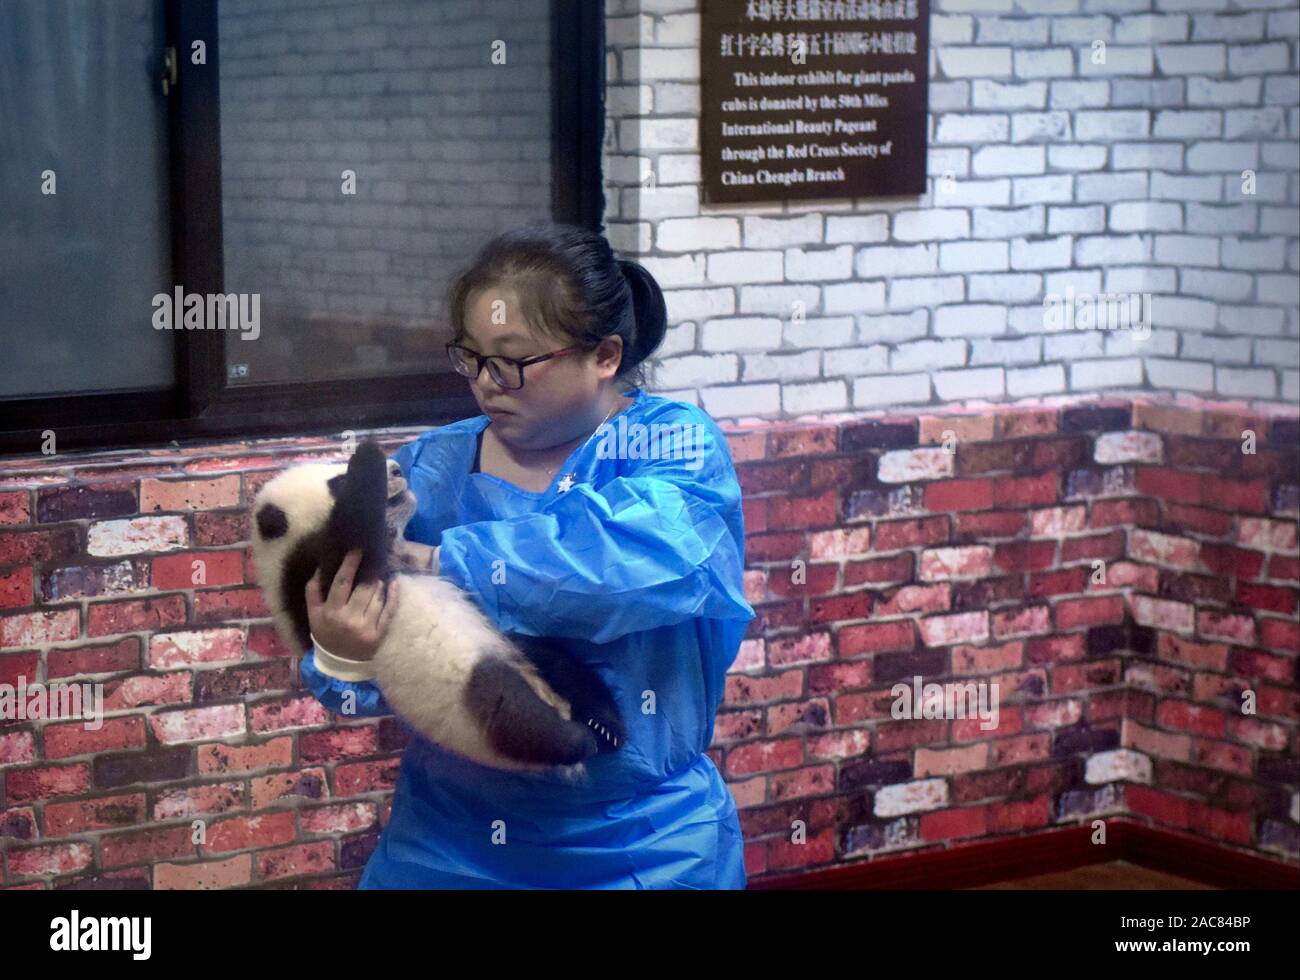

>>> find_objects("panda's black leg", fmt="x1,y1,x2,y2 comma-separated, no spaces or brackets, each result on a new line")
464,657,599,767
509,636,626,753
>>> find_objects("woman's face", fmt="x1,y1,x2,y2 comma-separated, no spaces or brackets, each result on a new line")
458,285,623,452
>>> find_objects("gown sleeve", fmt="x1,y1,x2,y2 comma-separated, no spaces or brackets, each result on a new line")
299,647,393,718
435,413,755,644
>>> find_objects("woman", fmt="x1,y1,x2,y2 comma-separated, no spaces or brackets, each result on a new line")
300,222,755,888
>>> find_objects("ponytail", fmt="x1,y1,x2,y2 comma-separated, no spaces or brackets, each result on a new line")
616,257,667,379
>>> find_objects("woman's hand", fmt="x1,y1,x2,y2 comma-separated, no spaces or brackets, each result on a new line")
305,549,399,661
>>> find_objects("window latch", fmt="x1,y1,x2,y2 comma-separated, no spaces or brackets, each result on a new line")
160,46,178,96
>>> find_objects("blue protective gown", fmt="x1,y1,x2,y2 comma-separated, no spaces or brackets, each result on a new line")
299,386,756,888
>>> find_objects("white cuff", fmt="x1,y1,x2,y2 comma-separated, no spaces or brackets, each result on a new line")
309,635,379,682
431,545,441,575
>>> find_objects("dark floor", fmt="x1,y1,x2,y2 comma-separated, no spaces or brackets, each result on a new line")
970,860,1217,889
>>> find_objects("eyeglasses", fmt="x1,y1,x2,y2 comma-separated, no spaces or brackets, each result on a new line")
445,341,585,391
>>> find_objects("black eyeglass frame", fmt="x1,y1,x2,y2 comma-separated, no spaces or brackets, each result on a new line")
445,341,588,390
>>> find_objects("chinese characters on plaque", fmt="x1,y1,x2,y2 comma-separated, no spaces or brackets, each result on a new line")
701,0,930,204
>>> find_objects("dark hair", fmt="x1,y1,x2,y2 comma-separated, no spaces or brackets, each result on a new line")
447,221,667,390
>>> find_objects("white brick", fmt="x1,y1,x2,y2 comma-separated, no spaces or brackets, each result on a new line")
939,46,1012,78
741,215,823,248
1112,141,1185,170
1047,145,1108,170
706,250,782,283
1077,172,1149,202
1151,297,1217,330
1086,749,1152,785
1153,110,1223,139
1159,233,1216,265
1076,235,1151,265
665,287,735,321
1110,201,1183,232
1011,236,1073,269
784,315,854,349
973,205,1045,238
934,177,1012,207
1011,111,1071,142
970,335,1041,365
939,240,1010,272
782,380,847,415
1186,141,1259,172
1071,358,1143,389
699,383,780,419
972,145,1045,176
1008,363,1066,396
1076,110,1151,140
1050,205,1106,234
1155,43,1227,75
1013,175,1073,204
823,346,889,375
739,285,819,316
934,304,1009,337
825,214,889,244
858,310,929,344
1221,306,1285,335
969,273,1042,303
856,244,939,277
1229,42,1290,74
893,209,971,241
1189,76,1261,107
851,373,931,408
1216,367,1277,399
974,79,1048,109
656,218,739,251
1014,48,1074,79
823,281,886,315
889,276,964,309
784,245,853,282
891,339,967,373
700,317,782,351
936,113,1010,143
1150,172,1223,202
742,350,821,382
1049,80,1110,109
933,367,1005,400
654,353,738,388
1078,46,1154,77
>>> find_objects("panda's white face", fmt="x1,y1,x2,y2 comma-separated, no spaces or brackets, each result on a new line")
252,458,418,567
251,461,346,569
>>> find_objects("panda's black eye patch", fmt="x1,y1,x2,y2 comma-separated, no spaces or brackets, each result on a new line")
256,503,289,540
327,474,346,498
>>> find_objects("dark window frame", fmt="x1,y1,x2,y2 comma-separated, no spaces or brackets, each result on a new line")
0,0,606,457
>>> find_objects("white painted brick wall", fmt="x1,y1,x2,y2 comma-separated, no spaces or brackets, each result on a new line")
603,0,1298,418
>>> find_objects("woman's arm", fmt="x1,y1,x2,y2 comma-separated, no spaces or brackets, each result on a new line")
436,412,754,644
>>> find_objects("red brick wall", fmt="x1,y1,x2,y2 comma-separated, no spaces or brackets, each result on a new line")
726,395,1298,877
1,395,1296,888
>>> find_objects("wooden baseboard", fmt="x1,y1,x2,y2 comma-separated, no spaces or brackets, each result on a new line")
747,820,1300,890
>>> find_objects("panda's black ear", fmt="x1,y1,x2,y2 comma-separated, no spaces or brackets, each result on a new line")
327,474,346,498
255,503,289,540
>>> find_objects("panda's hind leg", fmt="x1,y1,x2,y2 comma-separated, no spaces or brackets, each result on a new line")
510,636,626,754
464,656,598,768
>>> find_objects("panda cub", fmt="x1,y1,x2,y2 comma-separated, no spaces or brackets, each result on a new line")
250,439,625,776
